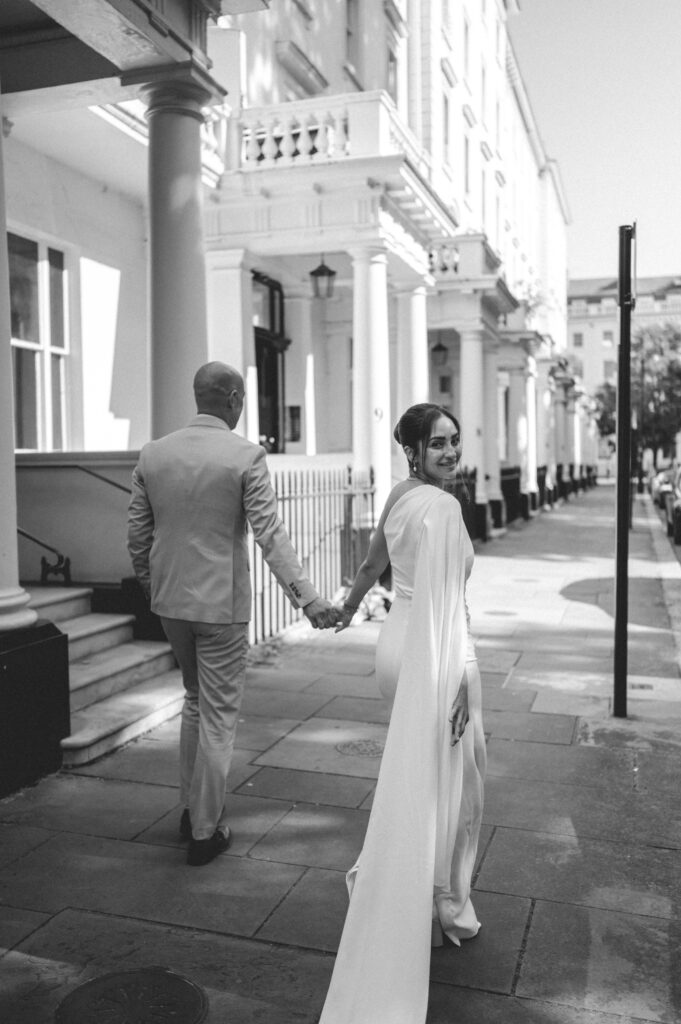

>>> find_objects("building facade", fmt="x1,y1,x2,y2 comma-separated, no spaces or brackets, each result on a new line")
1,0,573,631
567,276,681,473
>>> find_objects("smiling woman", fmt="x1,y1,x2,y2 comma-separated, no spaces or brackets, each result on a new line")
321,402,486,1024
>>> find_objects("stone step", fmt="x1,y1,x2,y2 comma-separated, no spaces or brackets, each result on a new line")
69,640,177,712
27,586,93,623
59,612,136,663
61,669,184,767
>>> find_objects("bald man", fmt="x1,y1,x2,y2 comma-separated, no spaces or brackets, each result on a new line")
128,362,335,866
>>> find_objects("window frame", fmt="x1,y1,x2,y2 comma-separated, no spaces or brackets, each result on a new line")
8,230,70,452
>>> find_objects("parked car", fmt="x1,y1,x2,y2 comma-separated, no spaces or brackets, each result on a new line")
651,467,675,509
663,468,681,543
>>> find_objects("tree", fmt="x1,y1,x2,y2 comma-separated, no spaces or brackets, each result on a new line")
593,382,617,437
591,322,681,460
631,322,681,458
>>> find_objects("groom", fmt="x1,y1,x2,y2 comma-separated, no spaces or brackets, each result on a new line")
127,362,336,865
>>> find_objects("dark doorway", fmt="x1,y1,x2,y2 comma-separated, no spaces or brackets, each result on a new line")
252,272,290,452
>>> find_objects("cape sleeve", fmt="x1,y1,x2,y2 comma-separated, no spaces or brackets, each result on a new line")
319,491,469,1024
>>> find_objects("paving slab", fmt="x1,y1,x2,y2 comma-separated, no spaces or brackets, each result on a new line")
305,673,383,698
278,653,376,678
0,775,179,840
254,717,387,778
477,827,680,918
0,905,52,953
483,709,577,744
481,685,536,713
426,986,651,1024
485,737,636,788
68,723,182,786
0,832,304,937
236,766,376,808
311,694,391,724
245,666,325,691
0,824,55,869
233,713,302,751
483,775,681,848
0,908,330,1024
256,866,348,951
248,803,370,870
517,900,680,1023
240,686,334,719
430,890,531,994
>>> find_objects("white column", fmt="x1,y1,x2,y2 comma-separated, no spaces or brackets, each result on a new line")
141,70,216,438
459,328,487,502
525,356,538,497
507,367,527,479
206,249,259,443
284,293,317,455
483,344,502,501
0,101,37,631
351,247,392,514
395,284,429,415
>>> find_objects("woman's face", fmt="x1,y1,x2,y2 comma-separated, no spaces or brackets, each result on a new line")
421,415,462,486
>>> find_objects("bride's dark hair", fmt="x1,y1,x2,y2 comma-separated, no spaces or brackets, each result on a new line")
394,403,466,497
393,403,460,452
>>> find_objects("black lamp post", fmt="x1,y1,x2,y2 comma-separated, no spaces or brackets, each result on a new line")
310,256,336,299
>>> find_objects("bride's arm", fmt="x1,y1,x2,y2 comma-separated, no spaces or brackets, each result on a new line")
335,525,390,631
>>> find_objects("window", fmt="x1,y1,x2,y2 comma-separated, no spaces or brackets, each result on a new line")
602,330,614,347
464,135,470,194
346,0,360,73
573,332,584,348
463,14,470,80
9,232,68,451
387,46,398,103
604,360,617,381
443,92,450,165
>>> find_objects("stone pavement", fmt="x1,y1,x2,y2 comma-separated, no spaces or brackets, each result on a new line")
1,485,680,1024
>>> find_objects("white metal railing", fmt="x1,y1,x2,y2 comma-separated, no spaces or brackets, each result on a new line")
228,90,433,181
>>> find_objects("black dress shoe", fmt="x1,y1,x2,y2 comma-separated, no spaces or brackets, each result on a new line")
179,808,192,841
186,829,231,867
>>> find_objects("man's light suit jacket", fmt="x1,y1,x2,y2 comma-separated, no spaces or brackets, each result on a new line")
127,414,318,624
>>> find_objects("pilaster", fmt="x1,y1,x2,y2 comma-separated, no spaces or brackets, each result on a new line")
350,246,392,515
0,88,37,631
395,283,429,416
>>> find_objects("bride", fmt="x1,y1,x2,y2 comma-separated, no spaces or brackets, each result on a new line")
319,403,486,1024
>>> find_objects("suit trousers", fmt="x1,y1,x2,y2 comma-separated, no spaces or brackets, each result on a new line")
161,617,249,840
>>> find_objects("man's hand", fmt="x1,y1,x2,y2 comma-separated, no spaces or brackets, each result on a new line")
303,597,340,629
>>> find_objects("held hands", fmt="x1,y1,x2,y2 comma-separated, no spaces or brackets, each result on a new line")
303,597,343,630
449,680,470,746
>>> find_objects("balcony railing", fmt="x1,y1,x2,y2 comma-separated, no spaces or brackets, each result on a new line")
229,90,433,181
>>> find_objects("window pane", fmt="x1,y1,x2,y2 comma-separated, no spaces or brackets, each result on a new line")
12,347,39,449
49,248,66,350
8,233,40,344
51,354,64,451
252,279,270,330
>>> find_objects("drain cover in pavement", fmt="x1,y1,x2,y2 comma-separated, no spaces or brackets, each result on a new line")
336,739,385,757
55,966,208,1024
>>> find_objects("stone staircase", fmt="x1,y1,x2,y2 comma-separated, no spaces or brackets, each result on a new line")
28,587,183,767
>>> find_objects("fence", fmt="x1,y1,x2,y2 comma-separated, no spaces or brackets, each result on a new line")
249,465,375,645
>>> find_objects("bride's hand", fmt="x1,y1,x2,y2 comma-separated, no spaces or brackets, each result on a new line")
449,683,469,746
334,603,357,633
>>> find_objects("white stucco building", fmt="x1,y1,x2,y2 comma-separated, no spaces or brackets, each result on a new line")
1,0,573,635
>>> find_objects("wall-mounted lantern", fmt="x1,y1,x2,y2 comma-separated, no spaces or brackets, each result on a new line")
310,256,337,299
431,340,449,366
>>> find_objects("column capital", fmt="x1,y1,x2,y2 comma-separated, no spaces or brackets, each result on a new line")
122,60,226,121
348,244,388,265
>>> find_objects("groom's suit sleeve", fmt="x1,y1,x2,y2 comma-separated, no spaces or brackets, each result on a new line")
243,447,319,608
127,460,155,599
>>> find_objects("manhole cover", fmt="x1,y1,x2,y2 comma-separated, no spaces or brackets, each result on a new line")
336,739,385,757
55,966,208,1024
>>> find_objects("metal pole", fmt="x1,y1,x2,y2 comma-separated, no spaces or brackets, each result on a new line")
614,223,636,718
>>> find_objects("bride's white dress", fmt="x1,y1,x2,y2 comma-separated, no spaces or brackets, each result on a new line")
319,485,486,1024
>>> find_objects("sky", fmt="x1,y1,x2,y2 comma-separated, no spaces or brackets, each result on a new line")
508,0,681,281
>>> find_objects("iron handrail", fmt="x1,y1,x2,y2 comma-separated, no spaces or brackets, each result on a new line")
17,462,131,585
